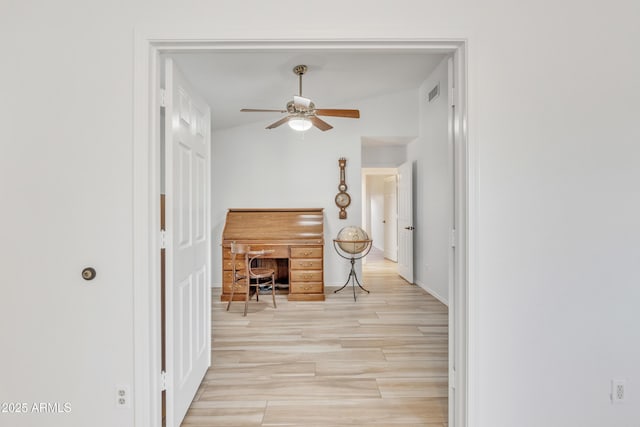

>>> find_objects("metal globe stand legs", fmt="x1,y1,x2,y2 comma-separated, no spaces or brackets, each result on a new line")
332,239,372,301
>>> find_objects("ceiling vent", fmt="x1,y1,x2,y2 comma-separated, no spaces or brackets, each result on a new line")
428,83,440,102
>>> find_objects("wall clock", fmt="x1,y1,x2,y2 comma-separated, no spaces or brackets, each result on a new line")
335,157,351,219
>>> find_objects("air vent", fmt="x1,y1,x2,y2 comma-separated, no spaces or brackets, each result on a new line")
428,83,440,102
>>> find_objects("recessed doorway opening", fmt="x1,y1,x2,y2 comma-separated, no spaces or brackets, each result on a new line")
362,167,399,266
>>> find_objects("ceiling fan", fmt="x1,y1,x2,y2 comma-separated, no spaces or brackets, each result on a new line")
240,64,360,132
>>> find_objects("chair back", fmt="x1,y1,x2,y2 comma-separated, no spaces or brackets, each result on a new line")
230,241,248,256
230,242,249,277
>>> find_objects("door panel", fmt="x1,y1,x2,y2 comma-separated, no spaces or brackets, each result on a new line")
164,58,211,427
177,142,192,248
383,175,398,262
397,161,414,283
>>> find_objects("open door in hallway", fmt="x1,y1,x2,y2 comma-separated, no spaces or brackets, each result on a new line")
397,161,414,283
163,58,212,426
383,175,398,262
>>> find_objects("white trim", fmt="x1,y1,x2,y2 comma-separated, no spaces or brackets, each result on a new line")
415,280,449,306
361,167,399,175
448,48,470,427
462,39,477,427
133,32,170,427
133,36,471,427
460,45,473,427
447,54,457,426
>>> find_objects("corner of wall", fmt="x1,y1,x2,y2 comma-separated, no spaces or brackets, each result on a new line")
414,280,449,307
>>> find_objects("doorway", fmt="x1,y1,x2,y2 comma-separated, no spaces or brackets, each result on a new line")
133,38,469,427
362,167,398,268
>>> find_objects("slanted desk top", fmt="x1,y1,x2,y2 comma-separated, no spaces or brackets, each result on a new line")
221,208,325,302
222,208,324,245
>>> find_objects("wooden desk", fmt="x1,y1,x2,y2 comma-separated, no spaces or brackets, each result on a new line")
221,208,325,302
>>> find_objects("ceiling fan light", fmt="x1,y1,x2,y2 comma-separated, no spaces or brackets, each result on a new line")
288,117,312,131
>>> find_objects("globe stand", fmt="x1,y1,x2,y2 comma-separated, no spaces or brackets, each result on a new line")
333,239,373,301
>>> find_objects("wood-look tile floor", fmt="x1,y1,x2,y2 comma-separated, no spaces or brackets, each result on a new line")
182,257,448,426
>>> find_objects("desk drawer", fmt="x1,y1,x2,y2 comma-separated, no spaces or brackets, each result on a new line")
223,271,239,284
290,270,323,282
290,259,322,270
223,281,249,294
290,247,322,258
223,259,246,271
290,282,323,294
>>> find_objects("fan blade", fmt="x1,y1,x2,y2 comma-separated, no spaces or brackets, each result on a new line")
310,116,333,131
293,96,312,108
315,109,360,118
266,116,291,129
241,108,288,113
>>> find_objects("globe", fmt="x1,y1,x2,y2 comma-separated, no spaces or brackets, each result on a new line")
336,226,370,254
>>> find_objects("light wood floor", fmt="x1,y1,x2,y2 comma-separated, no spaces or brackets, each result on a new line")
182,257,449,426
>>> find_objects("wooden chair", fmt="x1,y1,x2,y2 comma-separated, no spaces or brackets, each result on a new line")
226,242,276,316
226,242,250,315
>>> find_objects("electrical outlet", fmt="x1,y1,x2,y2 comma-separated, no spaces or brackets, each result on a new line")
115,385,132,408
611,379,626,404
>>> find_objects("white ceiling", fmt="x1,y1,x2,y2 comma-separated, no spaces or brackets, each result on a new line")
169,51,445,144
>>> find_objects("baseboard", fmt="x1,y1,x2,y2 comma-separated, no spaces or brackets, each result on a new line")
414,280,449,307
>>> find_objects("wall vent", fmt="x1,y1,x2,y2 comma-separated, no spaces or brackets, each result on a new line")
428,83,440,102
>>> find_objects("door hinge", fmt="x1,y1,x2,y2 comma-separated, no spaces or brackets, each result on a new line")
449,86,456,108
160,229,167,249
160,371,167,391
450,229,457,248
159,88,166,108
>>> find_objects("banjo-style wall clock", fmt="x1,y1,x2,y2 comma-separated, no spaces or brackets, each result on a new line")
335,157,351,219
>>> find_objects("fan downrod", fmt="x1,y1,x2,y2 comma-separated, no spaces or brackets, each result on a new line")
292,64,308,76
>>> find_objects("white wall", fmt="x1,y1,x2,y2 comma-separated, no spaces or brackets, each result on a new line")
212,122,359,286
2,3,136,427
211,88,418,286
407,57,451,304
2,1,639,427
362,144,407,167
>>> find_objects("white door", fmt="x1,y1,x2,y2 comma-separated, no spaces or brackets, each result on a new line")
383,175,398,262
397,161,414,283
164,58,211,426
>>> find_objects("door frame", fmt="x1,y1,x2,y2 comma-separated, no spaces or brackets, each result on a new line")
361,167,399,262
360,166,398,264
133,36,471,427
